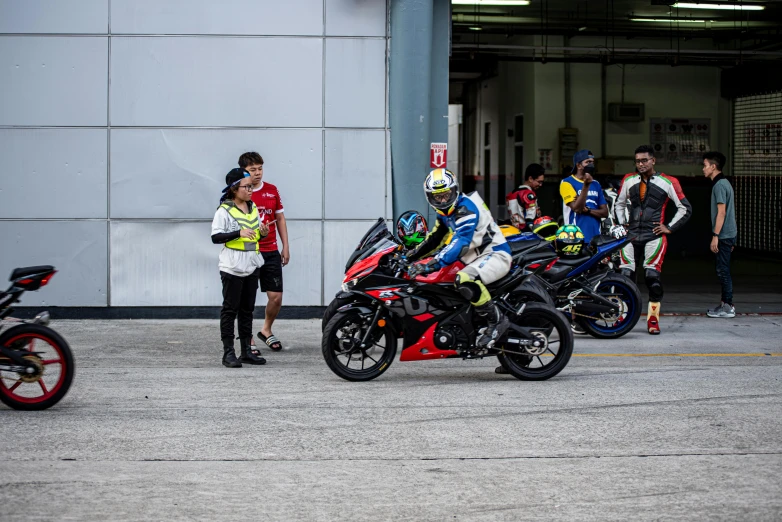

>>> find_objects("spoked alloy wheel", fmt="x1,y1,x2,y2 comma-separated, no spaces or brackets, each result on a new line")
0,324,75,410
496,302,573,381
578,275,641,339
322,311,397,382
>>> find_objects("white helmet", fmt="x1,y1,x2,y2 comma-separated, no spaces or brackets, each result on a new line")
424,168,459,215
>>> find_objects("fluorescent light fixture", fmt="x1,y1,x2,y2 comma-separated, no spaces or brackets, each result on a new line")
630,18,709,22
452,1,530,5
468,26,483,31
672,2,764,10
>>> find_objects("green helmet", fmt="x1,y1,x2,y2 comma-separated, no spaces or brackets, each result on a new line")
554,224,585,257
396,210,429,249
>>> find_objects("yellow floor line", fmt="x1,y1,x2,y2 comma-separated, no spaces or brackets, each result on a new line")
574,353,782,357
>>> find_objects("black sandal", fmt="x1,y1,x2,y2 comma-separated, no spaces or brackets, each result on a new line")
257,332,283,351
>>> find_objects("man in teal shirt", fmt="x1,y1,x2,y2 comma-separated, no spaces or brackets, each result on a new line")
703,151,737,318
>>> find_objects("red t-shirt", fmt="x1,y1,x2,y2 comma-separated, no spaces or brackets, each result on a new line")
250,181,284,252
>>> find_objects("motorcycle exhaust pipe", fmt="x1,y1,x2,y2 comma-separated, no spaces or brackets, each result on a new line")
32,311,51,326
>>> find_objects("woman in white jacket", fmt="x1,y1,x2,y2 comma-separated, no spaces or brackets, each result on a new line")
211,168,269,368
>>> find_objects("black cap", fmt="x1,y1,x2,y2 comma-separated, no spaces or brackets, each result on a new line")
225,168,249,186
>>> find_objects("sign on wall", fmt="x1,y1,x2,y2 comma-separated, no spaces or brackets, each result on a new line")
537,148,553,171
430,143,447,168
650,118,710,165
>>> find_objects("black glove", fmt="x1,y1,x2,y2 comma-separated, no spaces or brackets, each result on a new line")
408,258,440,278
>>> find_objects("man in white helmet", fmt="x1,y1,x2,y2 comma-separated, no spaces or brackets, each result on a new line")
406,168,513,350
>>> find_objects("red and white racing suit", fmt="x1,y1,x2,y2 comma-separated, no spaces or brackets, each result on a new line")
505,185,539,231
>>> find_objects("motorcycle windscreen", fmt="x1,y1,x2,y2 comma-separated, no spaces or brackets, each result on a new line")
345,220,399,272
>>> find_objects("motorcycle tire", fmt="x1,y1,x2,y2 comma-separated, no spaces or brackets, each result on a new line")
0,323,75,411
577,273,642,339
496,302,573,381
321,296,357,332
322,310,397,382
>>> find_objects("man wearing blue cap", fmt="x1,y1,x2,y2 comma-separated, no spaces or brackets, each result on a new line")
559,149,609,242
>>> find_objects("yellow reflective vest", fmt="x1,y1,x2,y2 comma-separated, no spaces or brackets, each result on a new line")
220,201,262,252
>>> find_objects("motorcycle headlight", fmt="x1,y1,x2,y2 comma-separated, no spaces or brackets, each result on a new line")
341,278,358,292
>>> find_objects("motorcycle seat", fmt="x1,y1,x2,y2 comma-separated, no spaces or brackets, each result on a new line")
10,265,54,281
507,237,546,255
554,254,591,266
590,235,617,248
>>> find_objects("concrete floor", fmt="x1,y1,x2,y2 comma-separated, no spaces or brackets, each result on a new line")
1,316,781,521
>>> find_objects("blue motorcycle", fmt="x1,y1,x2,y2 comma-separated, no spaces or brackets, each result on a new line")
506,232,642,339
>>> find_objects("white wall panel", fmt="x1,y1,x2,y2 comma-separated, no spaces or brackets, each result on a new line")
0,129,107,219
325,38,386,128
323,220,380,299
0,0,108,34
324,129,386,219
0,221,107,306
326,0,387,37
110,37,322,127
110,129,322,219
0,37,108,126
111,0,322,36
110,221,223,306
254,220,322,307
111,220,322,306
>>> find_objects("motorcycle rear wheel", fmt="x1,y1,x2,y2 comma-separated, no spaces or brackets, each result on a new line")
0,323,74,411
578,274,641,339
496,303,573,381
322,310,397,382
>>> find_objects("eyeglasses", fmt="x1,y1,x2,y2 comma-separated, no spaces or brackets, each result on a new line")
238,185,253,191
635,158,652,164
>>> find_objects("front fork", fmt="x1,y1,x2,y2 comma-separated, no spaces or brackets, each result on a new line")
357,306,383,350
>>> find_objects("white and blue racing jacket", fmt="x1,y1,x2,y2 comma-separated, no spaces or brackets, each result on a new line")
407,192,511,268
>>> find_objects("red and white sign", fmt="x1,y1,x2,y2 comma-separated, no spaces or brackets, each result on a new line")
430,143,448,168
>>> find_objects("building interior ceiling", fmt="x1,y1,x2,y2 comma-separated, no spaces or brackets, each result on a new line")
450,0,782,79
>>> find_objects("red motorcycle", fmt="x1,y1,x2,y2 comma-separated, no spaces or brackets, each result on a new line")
0,266,74,410
322,221,573,382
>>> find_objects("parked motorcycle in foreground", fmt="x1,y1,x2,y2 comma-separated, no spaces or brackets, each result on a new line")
0,266,74,410
322,220,573,382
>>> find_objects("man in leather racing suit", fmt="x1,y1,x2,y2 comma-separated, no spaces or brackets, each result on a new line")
406,168,513,350
614,145,692,335
505,163,545,231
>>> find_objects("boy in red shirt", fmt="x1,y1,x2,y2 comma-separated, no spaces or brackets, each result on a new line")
239,152,290,351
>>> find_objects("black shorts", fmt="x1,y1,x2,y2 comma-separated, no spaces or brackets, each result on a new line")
259,250,283,293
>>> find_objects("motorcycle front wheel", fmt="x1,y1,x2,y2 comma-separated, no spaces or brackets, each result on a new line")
0,323,75,410
496,302,573,381
322,310,397,382
321,295,357,332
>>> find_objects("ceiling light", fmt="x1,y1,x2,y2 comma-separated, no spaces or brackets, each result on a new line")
452,1,530,5
630,18,709,22
672,2,764,10
468,26,483,31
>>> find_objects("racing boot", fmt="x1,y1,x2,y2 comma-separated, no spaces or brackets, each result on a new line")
222,339,242,368
647,301,661,335
475,301,510,350
239,337,266,365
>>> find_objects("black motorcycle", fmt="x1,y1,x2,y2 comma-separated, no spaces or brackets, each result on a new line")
322,220,573,381
0,266,74,410
506,233,642,339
